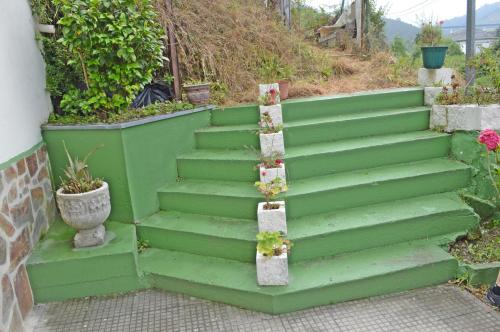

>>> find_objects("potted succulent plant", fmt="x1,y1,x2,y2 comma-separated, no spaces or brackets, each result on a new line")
56,144,111,248
419,21,448,69
258,153,286,184
183,80,211,105
259,112,285,157
256,231,291,286
255,177,288,234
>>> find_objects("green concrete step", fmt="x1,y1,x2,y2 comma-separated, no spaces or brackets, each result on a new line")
178,131,450,181
139,240,457,314
196,107,430,149
211,88,424,126
27,221,144,303
158,158,470,220
138,193,478,263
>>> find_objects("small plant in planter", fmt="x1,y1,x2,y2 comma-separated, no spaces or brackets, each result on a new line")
258,89,283,127
257,152,286,185
56,143,111,248
259,112,285,157
183,80,211,106
255,178,288,234
418,21,448,69
256,231,292,286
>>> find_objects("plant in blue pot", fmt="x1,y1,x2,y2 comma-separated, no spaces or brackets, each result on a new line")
418,21,448,69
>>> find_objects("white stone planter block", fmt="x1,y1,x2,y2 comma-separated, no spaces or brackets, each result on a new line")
260,131,285,157
430,104,500,132
259,83,280,97
257,201,287,234
260,104,283,126
259,165,286,184
424,87,446,106
418,68,454,86
256,245,288,286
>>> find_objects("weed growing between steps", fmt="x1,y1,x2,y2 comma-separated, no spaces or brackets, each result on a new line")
47,101,194,125
449,219,500,264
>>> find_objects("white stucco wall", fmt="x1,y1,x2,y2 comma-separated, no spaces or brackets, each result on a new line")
0,0,51,164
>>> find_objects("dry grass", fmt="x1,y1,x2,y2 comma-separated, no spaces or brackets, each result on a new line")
156,0,418,105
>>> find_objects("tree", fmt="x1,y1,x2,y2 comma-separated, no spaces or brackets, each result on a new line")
391,36,407,57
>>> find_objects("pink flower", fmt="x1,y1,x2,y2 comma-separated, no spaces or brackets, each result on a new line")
478,129,500,151
275,159,283,165
261,171,267,176
439,20,444,25
269,89,277,96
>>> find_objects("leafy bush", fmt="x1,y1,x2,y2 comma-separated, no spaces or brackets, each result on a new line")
416,21,443,46
55,0,165,114
60,143,103,194
391,36,407,57
255,178,288,209
256,231,292,257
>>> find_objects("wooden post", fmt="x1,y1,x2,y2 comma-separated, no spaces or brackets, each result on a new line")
165,0,181,100
465,0,476,89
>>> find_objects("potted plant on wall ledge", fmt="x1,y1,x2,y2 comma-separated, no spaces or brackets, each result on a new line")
258,153,286,184
259,112,285,157
183,80,211,106
255,177,288,234
56,144,111,248
419,21,448,69
256,231,291,286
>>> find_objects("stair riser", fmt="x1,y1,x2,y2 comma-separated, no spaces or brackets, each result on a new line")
290,211,478,262
145,259,456,314
159,169,470,220
285,110,429,146
196,110,429,150
137,225,256,263
178,136,450,181
211,89,424,126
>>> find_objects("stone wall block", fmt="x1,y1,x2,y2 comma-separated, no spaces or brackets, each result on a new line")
9,229,30,272
30,187,44,214
25,155,38,178
4,167,17,184
9,197,33,229
36,146,47,163
0,237,7,266
8,305,24,332
0,214,15,237
37,166,48,184
15,160,26,177
2,274,14,325
31,211,47,244
13,265,33,319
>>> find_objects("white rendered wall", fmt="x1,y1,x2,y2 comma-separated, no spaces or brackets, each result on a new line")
0,0,51,164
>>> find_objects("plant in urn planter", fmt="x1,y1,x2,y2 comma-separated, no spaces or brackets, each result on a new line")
56,143,111,248
259,112,285,157
418,21,448,69
256,231,292,286
255,177,288,234
257,153,286,185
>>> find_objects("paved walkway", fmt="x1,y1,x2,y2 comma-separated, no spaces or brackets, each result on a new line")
28,285,499,332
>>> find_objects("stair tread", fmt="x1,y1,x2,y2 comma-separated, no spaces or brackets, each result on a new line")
139,240,453,295
139,211,256,241
142,193,472,243
180,131,448,161
196,107,429,134
159,158,469,198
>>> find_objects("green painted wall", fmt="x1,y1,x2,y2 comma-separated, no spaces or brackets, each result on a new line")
43,112,211,223
451,132,500,219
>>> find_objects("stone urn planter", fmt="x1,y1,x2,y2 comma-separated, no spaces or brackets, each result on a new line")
259,163,286,184
430,104,500,132
56,182,111,248
260,131,285,157
256,245,288,286
257,201,287,234
259,104,283,126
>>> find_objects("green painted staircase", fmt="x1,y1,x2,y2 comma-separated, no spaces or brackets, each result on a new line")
136,88,480,314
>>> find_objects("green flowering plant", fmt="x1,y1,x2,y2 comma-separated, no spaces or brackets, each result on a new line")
255,177,288,209
256,231,292,257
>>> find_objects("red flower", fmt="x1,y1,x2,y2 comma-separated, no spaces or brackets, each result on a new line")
478,129,500,151
261,171,267,176
275,159,283,165
269,88,277,96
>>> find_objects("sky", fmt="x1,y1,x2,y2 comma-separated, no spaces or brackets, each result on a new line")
306,0,499,25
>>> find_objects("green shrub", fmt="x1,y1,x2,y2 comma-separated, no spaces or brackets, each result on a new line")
391,36,408,57
55,0,165,115
416,22,443,46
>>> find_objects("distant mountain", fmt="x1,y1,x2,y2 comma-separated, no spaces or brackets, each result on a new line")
442,2,500,27
384,18,419,44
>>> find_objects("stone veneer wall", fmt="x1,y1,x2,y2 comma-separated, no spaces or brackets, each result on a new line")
0,144,56,331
